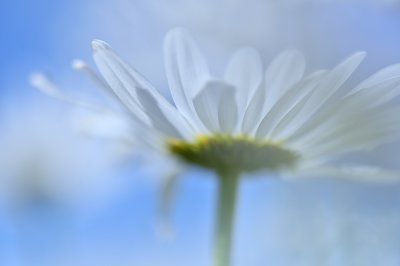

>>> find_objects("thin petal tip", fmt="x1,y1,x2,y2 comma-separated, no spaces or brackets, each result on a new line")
165,27,192,43
167,27,187,35
29,72,46,87
91,39,111,51
71,59,86,70
353,51,367,60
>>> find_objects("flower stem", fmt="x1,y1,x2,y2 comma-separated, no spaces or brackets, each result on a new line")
213,170,240,266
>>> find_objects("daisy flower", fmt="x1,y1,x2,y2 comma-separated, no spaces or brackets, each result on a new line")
91,28,400,181
88,28,400,265
33,27,400,265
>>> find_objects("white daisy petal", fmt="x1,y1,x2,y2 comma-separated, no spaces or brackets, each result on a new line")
72,59,131,110
135,86,190,138
241,83,266,134
270,71,328,139
30,72,68,99
164,28,210,123
92,40,194,139
242,50,306,134
30,72,107,112
288,77,400,150
242,70,327,136
267,91,313,140
264,50,306,106
255,70,326,139
349,76,400,107
193,80,238,133
224,47,263,113
350,64,400,95
284,52,366,142
157,167,183,241
30,72,154,151
218,86,239,133
72,59,111,92
304,112,400,159
92,48,151,126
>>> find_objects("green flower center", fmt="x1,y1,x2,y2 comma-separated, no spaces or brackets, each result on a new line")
167,134,299,174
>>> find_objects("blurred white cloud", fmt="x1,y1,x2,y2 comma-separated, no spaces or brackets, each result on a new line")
0,99,121,213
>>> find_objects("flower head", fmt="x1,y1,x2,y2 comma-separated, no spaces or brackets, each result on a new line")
90,28,400,180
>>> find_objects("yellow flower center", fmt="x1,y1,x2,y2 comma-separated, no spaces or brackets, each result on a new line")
167,134,299,174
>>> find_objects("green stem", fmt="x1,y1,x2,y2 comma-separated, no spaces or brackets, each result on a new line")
213,170,240,266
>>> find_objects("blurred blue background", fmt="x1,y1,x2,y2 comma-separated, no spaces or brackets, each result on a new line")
1,0,80,97
2,0,400,265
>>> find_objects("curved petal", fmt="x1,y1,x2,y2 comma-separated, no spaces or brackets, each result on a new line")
92,40,194,139
164,28,210,124
72,59,121,104
241,50,305,134
287,77,400,152
193,80,238,133
156,166,184,241
349,64,400,95
300,107,400,160
224,47,263,113
284,52,366,142
255,71,326,139
296,77,400,150
241,83,265,134
30,72,109,112
264,50,306,108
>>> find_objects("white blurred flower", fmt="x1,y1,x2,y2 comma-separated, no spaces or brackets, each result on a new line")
0,101,118,211
89,28,400,180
